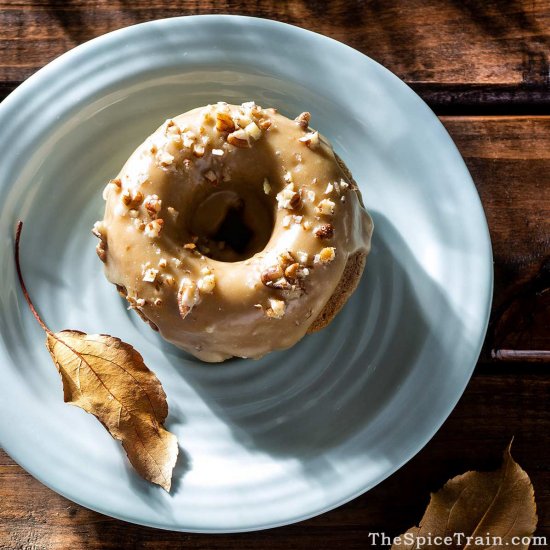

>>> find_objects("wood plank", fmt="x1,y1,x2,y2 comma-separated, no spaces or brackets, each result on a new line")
0,1,550,112
441,116,550,358
1,371,548,547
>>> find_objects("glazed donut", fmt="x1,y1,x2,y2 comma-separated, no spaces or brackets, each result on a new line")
93,102,373,362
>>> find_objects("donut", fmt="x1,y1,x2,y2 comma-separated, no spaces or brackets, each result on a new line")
93,102,373,362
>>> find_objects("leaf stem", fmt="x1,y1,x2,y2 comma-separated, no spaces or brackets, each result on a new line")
14,221,52,335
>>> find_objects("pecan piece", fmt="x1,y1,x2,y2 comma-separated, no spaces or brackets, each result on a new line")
284,262,300,281
314,223,334,239
96,241,107,263
295,111,311,129
216,111,235,133
261,264,284,285
227,129,250,148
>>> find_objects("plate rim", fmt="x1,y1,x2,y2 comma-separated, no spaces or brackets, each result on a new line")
0,14,494,533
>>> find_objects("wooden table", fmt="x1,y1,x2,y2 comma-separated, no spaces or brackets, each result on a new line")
1,2,548,548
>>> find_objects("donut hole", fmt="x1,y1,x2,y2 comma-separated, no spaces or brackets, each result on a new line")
213,205,253,254
189,188,274,262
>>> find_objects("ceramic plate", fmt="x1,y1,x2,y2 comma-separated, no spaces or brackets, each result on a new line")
0,16,493,532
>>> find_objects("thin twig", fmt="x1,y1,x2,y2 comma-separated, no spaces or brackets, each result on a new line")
14,221,52,335
492,349,550,363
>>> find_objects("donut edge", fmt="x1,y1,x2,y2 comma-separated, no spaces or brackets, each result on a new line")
307,154,368,333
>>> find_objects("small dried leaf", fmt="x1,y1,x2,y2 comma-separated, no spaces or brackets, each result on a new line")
45,331,178,491
14,220,178,492
392,442,537,550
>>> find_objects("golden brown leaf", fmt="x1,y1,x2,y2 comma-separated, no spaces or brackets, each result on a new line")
15,221,178,491
392,443,537,550
46,331,178,491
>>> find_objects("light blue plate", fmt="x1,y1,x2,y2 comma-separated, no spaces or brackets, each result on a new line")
0,16,493,532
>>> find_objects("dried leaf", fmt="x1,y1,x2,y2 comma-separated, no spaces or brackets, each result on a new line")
392,442,537,550
46,331,178,491
15,221,178,491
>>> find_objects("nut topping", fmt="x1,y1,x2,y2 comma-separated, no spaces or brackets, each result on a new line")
158,150,174,166
339,178,350,190
142,268,159,283
92,221,106,239
289,192,302,209
178,278,199,319
144,219,164,238
182,131,196,148
102,178,122,200
266,298,286,319
314,223,334,239
284,263,300,281
193,143,205,157
257,118,272,130
96,241,107,263
296,250,309,264
316,198,336,216
260,249,310,291
121,189,144,208
198,271,216,294
276,183,301,210
295,112,311,129
261,265,284,285
314,247,336,264
298,131,320,148
144,194,162,218
227,129,250,148
279,250,296,268
216,111,235,133
244,121,261,141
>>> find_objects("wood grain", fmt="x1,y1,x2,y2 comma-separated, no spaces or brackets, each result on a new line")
0,0,550,113
0,1,549,547
1,370,548,548
441,116,550,357
0,117,548,547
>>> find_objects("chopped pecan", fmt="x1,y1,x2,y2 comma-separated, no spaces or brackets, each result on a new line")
258,118,272,130
144,219,164,238
261,265,284,285
266,298,286,319
316,198,336,216
295,112,311,129
96,241,107,263
314,247,336,264
144,194,162,218
298,131,320,148
279,250,296,268
178,278,199,319
314,223,334,239
216,111,235,133
227,129,250,148
284,263,300,281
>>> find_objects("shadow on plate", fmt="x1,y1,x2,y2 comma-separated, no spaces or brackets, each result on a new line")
159,212,461,480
